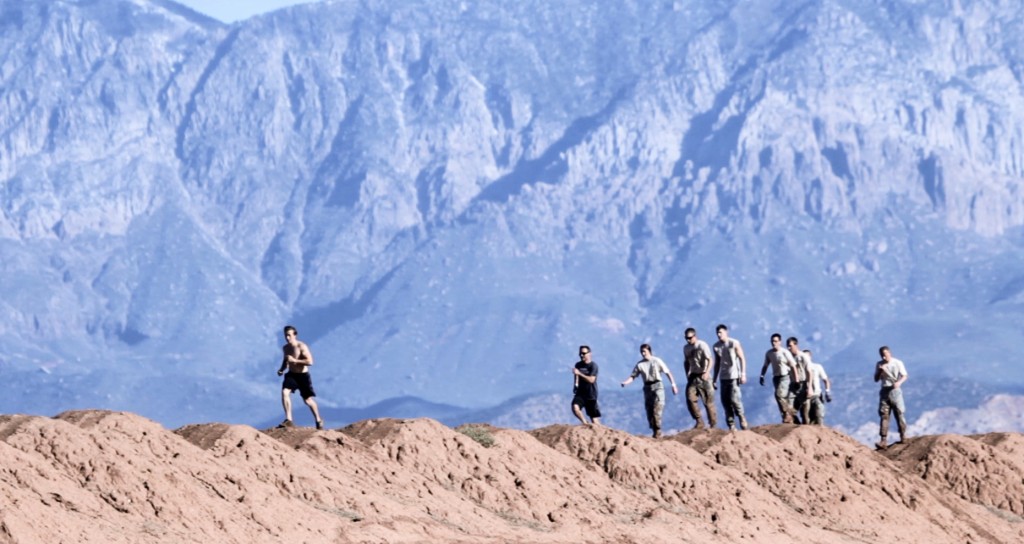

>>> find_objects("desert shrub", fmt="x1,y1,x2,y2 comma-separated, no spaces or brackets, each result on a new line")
457,424,496,448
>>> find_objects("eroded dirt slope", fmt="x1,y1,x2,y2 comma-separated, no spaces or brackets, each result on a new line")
0,411,1021,543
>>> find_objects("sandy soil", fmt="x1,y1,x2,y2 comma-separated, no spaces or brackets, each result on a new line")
0,411,1021,543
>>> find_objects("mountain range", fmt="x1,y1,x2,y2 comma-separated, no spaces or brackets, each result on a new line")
1,0,1023,434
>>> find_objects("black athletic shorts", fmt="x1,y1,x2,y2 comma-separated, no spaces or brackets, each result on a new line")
282,372,316,399
572,396,601,418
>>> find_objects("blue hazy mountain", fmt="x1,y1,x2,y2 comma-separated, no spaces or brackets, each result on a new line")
1,0,1023,433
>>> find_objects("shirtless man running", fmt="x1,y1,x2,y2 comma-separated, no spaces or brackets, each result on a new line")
277,325,324,430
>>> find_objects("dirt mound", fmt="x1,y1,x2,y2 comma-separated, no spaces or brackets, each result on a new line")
884,432,1024,517
1,411,1022,543
677,424,1024,543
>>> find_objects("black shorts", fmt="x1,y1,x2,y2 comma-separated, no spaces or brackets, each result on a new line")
282,372,316,399
572,397,601,418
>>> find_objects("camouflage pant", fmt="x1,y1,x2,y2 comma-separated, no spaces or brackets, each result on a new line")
878,386,907,439
805,394,826,425
643,384,666,434
772,375,796,423
685,375,717,427
719,379,746,428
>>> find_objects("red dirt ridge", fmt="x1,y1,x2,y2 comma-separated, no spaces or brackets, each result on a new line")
0,411,1021,543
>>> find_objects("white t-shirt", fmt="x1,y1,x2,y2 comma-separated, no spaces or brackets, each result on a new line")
806,361,829,397
878,358,907,388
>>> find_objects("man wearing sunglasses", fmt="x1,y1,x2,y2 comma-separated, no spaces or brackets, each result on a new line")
571,346,602,425
683,328,717,429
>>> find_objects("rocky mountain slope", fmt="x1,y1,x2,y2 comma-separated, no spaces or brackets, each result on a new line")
0,410,1021,543
2,0,1024,430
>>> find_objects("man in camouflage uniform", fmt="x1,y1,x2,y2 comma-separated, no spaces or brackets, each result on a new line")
621,344,679,438
874,346,909,449
786,337,810,424
759,333,799,423
683,327,717,429
712,324,749,430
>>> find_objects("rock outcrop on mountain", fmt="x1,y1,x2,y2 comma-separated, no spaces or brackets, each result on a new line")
0,410,1021,543
2,0,1024,430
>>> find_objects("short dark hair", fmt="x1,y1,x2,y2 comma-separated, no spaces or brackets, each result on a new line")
579,345,591,354
787,336,798,346
640,343,652,353
771,333,782,342
685,327,696,336
284,325,297,335
716,324,728,332
879,345,890,357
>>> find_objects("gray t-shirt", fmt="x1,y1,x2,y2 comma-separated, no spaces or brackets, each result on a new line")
764,348,796,377
683,340,714,376
630,356,670,386
713,338,744,380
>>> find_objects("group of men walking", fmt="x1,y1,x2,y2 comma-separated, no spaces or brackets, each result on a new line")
269,323,909,451
570,324,910,450
758,333,832,427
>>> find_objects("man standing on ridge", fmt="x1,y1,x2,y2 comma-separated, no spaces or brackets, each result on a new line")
277,325,324,430
713,324,749,430
760,333,799,423
621,343,679,438
786,337,810,424
683,327,717,429
874,345,909,450
803,349,832,425
572,345,602,426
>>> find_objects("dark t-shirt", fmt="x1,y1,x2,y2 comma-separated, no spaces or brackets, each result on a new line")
573,361,599,400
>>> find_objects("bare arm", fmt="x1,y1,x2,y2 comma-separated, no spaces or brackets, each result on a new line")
736,343,748,383
663,367,679,394
713,347,722,382
621,365,639,387
701,343,714,380
277,351,288,374
894,370,907,389
785,352,799,378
